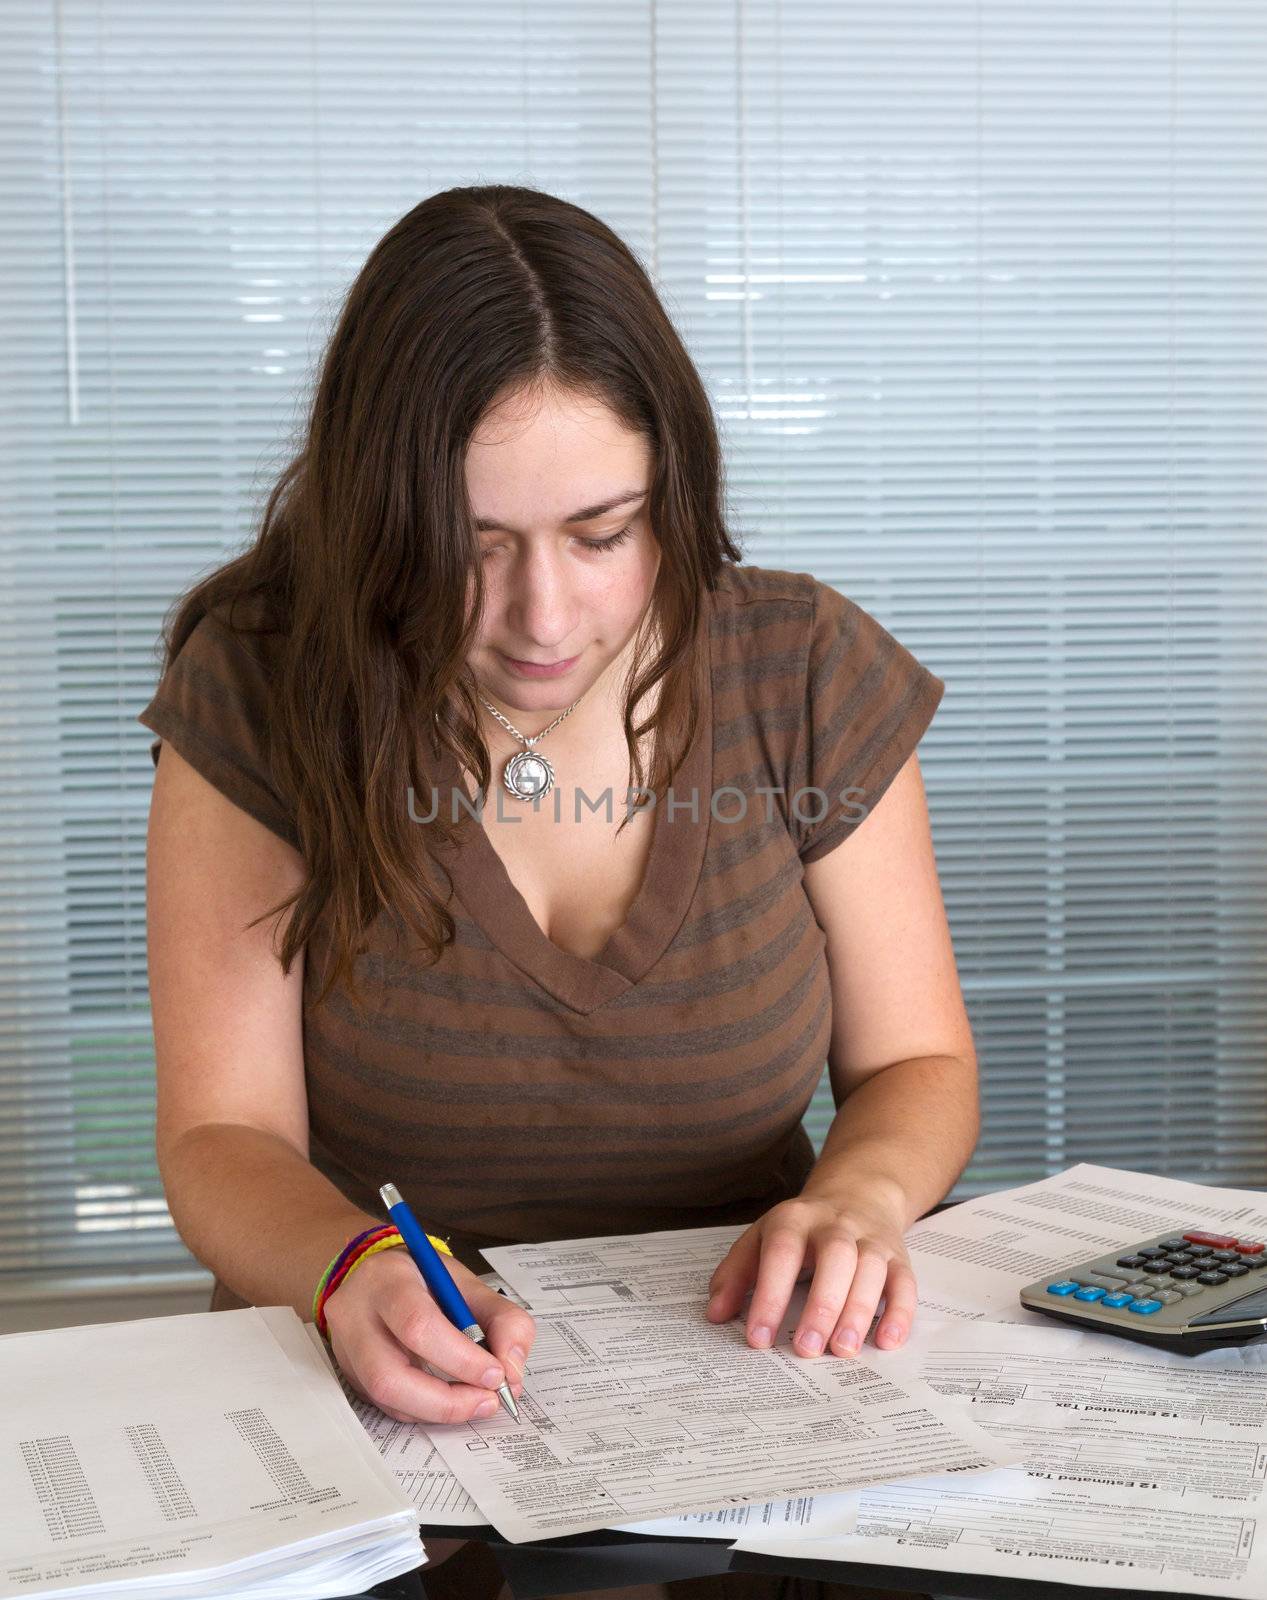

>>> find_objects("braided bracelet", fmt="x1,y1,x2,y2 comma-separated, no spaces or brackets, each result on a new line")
313,1224,395,1319
313,1222,454,1340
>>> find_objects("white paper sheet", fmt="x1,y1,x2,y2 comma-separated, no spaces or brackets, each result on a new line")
0,1308,423,1600
418,1286,1016,1543
471,1263,860,1541
612,1493,859,1541
482,1224,748,1309
904,1161,1267,1325
734,1317,1267,1596
308,1282,857,1543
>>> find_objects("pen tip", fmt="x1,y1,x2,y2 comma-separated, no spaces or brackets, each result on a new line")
379,1182,401,1209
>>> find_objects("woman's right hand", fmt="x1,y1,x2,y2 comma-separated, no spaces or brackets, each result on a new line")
324,1245,536,1424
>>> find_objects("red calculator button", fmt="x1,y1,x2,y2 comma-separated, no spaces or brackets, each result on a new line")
1236,1240,1265,1255
1183,1231,1238,1249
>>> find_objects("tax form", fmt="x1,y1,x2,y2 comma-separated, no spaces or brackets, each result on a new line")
484,1166,1267,1336
419,1286,1017,1543
307,1277,860,1541
482,1224,746,1310
901,1161,1267,1325
733,1316,1267,1597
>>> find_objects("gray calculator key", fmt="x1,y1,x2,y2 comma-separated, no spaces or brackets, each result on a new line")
1082,1273,1128,1289
1155,1290,1182,1304
1176,1282,1205,1296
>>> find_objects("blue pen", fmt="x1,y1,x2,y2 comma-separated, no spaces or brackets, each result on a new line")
379,1182,520,1422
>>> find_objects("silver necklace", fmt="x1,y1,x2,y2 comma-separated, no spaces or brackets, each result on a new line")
477,692,585,801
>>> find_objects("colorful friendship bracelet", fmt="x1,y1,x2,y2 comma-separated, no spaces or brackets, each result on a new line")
321,1231,401,1308
313,1221,455,1340
317,1234,407,1336
312,1224,395,1321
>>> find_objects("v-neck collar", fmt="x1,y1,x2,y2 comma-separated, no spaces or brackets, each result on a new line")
427,606,714,1016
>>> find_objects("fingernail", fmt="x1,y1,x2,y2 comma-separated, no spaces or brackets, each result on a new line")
837,1329,860,1354
797,1329,823,1355
880,1323,902,1345
475,1396,499,1418
750,1325,773,1347
481,1365,504,1388
506,1346,525,1379
706,1293,725,1318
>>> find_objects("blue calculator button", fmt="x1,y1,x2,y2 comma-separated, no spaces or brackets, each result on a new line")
1101,1292,1134,1308
1073,1286,1106,1301
1128,1298,1163,1314
1046,1281,1081,1296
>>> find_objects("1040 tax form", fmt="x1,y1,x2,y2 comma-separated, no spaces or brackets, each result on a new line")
417,1285,1018,1543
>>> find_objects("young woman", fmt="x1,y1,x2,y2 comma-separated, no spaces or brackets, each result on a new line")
139,183,977,1600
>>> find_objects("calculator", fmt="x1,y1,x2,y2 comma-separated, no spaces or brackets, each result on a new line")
1018,1228,1267,1354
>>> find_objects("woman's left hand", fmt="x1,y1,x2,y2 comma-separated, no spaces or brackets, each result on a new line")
705,1185,916,1358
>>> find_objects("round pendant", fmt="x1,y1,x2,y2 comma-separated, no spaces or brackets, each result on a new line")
503,749,554,801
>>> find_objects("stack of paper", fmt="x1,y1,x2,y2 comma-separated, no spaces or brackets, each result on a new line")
0,1306,424,1600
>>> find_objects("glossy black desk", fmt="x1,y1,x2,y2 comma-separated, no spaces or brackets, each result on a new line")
344,1521,1218,1600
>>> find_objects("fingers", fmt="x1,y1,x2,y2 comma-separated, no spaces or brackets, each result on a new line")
460,1278,537,1393
820,1245,889,1356
743,1223,808,1348
791,1231,860,1356
706,1203,917,1360
345,1314,507,1425
377,1273,510,1392
706,1227,762,1323
870,1261,918,1350
327,1258,536,1426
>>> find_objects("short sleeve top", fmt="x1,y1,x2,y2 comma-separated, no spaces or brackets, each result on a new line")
138,563,944,1302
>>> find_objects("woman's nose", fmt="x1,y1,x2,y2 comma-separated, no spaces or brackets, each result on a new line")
505,550,578,642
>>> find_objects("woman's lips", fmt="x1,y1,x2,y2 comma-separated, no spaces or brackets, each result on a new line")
499,651,581,679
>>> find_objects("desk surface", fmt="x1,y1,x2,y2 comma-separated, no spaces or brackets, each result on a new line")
333,1523,1221,1600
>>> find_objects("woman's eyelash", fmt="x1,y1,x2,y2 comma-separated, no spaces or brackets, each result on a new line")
578,518,637,553
480,517,638,560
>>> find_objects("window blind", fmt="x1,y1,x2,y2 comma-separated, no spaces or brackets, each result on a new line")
2,1,1264,1286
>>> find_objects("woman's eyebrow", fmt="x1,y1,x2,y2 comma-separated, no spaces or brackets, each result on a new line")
474,488,647,534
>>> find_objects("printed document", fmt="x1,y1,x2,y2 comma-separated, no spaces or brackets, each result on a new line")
0,1307,423,1600
734,1316,1267,1597
419,1286,1017,1542
483,1224,746,1309
904,1161,1267,1324
308,1273,860,1541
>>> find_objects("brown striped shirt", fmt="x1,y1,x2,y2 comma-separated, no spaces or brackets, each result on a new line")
138,562,944,1309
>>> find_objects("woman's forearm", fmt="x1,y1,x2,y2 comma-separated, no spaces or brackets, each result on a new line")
158,1122,381,1319
799,1053,980,1229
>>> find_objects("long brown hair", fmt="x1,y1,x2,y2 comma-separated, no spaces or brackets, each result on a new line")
152,184,742,1011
